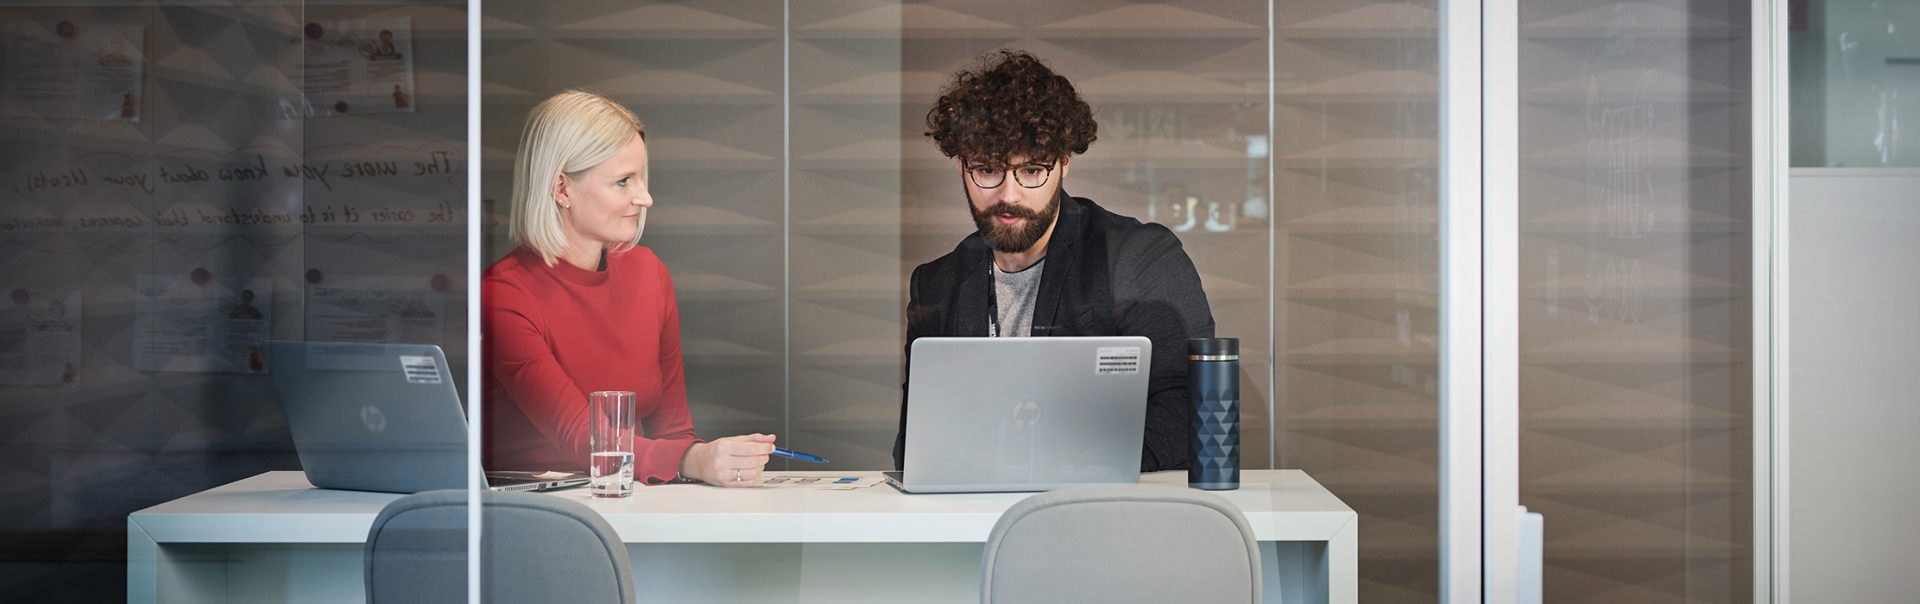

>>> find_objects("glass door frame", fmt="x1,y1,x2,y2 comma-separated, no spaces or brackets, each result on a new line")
1758,0,1784,600
1438,0,1488,601
464,2,483,603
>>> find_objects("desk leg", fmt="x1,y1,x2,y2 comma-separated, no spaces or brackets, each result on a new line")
128,519,229,604
1327,517,1359,604
128,518,158,604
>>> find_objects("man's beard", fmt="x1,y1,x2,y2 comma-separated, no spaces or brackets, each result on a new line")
970,193,1061,253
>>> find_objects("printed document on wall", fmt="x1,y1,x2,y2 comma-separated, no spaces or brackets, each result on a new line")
0,289,82,385
132,274,271,373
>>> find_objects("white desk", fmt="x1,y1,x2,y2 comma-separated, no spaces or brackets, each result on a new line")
129,470,1356,603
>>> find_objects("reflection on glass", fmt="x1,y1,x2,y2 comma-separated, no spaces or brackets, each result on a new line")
1519,1,1753,601
1,1,469,600
1790,0,1920,167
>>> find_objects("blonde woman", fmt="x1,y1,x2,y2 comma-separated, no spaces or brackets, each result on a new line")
483,90,772,487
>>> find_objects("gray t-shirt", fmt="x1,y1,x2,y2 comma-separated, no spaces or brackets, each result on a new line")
991,259,1045,337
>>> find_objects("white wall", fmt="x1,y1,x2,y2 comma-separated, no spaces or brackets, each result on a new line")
1787,169,1920,601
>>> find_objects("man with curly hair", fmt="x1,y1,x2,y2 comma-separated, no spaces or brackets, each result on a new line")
893,50,1216,473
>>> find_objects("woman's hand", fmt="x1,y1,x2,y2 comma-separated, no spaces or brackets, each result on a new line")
679,433,775,487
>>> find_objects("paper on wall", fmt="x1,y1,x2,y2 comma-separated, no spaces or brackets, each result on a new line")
2,21,145,122
287,17,415,117
0,289,82,385
132,274,271,373
305,273,445,345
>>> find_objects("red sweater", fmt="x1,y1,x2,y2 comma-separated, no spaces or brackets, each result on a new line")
482,246,698,484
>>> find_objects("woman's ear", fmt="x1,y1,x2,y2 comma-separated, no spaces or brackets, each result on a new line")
552,174,571,209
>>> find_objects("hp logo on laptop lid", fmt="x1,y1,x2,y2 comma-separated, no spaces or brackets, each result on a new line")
361,405,388,432
1011,399,1042,426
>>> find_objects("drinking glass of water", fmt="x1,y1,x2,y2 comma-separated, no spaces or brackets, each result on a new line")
589,391,635,498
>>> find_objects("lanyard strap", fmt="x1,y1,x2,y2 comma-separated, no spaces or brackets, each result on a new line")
987,262,1000,337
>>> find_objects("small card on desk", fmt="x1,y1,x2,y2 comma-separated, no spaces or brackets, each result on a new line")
754,474,884,490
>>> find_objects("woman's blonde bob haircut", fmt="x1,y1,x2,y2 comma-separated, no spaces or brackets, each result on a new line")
509,90,647,266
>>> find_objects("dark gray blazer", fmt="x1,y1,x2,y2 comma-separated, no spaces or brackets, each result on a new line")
893,192,1216,472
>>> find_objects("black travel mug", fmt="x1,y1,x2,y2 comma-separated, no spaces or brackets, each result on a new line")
1188,337,1240,490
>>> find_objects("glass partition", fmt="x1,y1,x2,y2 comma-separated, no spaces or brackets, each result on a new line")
0,0,469,599
483,1,1442,600
1517,1,1754,600
1275,2,1440,599
1788,0,1920,167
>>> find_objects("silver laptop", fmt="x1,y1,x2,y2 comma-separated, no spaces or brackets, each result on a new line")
887,336,1152,494
269,340,587,493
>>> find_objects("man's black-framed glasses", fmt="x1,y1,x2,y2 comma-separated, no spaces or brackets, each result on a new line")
964,161,1056,189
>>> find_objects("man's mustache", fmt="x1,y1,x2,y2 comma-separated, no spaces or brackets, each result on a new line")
976,202,1039,221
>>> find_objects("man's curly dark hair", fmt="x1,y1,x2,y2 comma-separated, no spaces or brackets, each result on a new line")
925,50,1097,166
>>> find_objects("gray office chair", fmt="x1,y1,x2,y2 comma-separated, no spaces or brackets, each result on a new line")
365,489,635,604
981,485,1262,604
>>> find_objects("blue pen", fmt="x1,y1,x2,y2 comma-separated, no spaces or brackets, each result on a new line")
772,447,829,463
